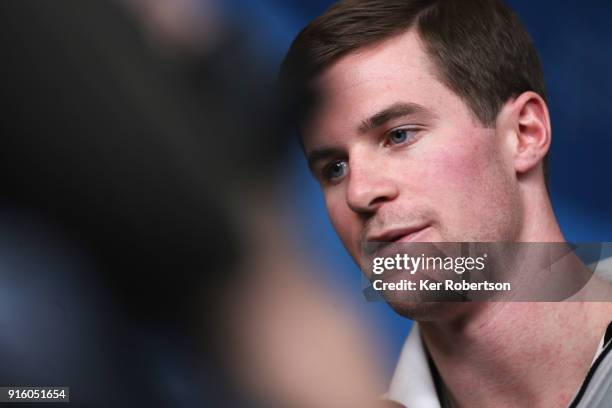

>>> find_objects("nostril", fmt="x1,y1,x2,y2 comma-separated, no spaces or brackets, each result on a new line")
370,195,390,207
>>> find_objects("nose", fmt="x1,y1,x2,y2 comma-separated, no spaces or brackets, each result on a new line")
346,156,399,214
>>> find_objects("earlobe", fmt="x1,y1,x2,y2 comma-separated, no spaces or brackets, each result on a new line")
511,91,551,174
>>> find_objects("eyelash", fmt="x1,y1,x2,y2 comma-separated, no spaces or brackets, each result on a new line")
383,127,421,147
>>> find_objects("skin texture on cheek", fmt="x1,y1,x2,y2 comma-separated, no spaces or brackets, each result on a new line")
325,187,361,258
426,127,523,242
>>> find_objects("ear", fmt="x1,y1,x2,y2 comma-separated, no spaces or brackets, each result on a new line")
498,91,551,175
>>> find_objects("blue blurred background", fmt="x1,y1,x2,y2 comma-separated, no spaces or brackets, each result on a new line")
234,0,612,373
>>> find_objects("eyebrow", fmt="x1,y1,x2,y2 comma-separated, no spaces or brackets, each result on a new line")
358,102,430,133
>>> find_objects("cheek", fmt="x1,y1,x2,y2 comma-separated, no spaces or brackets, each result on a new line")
414,131,520,239
404,134,496,195
434,146,490,188
324,189,361,256
324,187,350,237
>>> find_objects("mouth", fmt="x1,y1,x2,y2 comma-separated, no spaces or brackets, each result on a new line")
367,224,431,244
364,224,431,256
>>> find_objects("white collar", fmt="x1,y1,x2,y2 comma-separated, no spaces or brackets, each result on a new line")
386,323,440,408
386,322,611,408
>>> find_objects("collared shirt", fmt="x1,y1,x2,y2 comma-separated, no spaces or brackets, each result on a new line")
386,322,612,408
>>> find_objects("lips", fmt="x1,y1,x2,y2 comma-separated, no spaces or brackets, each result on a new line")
366,224,430,243
363,224,431,257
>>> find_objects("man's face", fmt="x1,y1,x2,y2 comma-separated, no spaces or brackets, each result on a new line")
303,30,523,293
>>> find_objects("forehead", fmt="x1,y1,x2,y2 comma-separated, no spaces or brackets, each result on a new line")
303,29,472,149
318,29,434,101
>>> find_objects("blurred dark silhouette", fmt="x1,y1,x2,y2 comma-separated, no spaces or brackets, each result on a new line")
0,0,284,406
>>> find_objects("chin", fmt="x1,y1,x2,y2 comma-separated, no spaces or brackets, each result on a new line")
387,300,469,322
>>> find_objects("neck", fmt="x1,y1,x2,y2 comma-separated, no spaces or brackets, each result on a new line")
420,302,611,408
516,175,564,243
419,189,612,407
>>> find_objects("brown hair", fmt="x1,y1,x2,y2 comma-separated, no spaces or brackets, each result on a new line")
281,0,546,126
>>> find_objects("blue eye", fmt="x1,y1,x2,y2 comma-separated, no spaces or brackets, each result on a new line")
323,160,348,182
388,129,416,145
